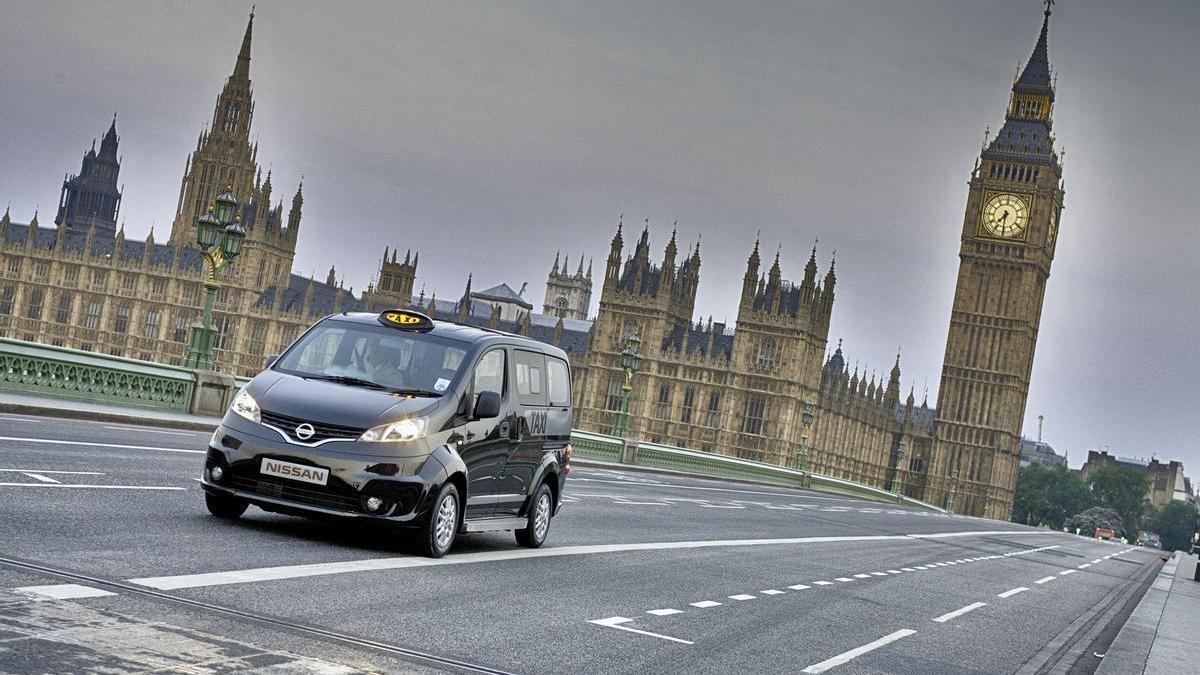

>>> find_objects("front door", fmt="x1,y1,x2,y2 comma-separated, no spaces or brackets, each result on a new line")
495,349,548,515
458,347,511,519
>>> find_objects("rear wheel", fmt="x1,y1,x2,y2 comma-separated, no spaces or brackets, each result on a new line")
205,492,248,520
516,484,553,548
418,483,459,558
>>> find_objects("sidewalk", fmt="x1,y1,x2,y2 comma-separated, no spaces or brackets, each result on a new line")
1097,550,1199,674
0,390,220,431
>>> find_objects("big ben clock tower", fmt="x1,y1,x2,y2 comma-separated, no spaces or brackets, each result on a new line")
929,2,1064,519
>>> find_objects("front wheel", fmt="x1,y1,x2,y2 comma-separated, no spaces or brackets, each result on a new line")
418,483,460,558
205,492,248,520
516,484,553,548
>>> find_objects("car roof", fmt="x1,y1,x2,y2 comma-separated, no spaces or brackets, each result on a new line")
322,312,571,361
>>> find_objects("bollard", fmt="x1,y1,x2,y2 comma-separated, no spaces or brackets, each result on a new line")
1194,558,1200,583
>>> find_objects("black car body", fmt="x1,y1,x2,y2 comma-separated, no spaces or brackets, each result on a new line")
199,310,572,556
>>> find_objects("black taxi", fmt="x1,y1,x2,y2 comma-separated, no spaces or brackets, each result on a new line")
199,309,573,557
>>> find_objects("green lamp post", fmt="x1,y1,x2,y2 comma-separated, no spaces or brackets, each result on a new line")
946,469,960,514
183,185,246,370
611,333,642,437
795,398,815,486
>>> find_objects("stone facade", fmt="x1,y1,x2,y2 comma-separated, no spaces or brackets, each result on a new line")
543,252,592,320
1079,451,1191,510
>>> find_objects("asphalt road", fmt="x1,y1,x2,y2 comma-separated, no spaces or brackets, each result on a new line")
0,412,1164,674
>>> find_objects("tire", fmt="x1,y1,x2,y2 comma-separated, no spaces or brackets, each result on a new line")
418,483,460,558
205,492,248,520
516,483,553,548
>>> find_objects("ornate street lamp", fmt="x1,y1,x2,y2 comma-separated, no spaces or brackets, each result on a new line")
795,398,816,486
183,184,246,370
946,469,960,513
888,440,906,494
611,333,642,437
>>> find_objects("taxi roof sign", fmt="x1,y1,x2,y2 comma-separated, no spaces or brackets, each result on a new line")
378,309,434,332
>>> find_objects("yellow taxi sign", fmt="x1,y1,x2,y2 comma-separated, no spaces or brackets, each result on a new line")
378,309,434,332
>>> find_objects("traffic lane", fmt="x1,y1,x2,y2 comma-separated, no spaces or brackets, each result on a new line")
158,533,1080,675
0,567,453,675
0,414,211,450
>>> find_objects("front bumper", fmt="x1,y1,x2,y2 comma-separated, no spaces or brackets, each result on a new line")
203,419,442,524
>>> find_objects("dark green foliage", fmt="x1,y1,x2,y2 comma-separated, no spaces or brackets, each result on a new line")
1088,466,1151,535
1012,463,1094,529
1149,501,1199,551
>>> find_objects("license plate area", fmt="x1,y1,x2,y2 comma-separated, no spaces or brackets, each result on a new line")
260,458,329,486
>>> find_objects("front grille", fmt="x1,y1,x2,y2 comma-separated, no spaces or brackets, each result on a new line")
260,409,366,444
228,459,362,513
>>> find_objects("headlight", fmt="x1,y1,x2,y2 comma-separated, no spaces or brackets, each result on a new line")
360,417,427,443
230,389,261,423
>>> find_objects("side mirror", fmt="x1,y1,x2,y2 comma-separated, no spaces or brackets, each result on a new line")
473,391,501,419
264,354,279,369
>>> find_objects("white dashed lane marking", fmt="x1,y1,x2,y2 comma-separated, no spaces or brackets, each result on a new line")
933,601,987,623
1035,576,1057,585
728,594,756,601
647,608,683,616
15,584,116,600
801,629,917,674
690,600,721,608
998,587,1028,598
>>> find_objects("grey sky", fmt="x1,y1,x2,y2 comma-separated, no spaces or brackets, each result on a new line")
2,1,1198,473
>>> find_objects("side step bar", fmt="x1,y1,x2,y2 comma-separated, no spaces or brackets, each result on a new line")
464,517,527,533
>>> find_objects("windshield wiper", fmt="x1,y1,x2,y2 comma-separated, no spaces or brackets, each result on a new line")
387,389,443,398
305,375,388,390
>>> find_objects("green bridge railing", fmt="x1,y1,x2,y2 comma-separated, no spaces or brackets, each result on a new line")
569,429,945,512
0,338,250,415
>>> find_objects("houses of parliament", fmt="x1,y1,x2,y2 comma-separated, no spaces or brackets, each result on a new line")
1,6,1065,520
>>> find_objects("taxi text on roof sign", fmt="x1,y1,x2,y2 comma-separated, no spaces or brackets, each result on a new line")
378,309,434,332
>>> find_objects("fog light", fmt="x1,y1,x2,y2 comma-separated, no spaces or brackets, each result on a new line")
365,496,384,512
210,465,225,482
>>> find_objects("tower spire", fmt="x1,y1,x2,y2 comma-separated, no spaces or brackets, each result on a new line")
233,8,254,81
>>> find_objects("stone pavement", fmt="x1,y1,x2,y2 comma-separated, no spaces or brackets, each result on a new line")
1097,550,1200,674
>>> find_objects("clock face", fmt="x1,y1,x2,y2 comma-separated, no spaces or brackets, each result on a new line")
981,193,1029,239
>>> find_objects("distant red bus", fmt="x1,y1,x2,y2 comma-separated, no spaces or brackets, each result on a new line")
1095,527,1117,541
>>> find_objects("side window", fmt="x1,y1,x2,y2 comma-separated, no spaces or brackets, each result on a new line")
472,349,506,397
547,357,571,407
513,350,548,406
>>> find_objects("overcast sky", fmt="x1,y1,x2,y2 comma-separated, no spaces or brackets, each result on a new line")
2,1,1198,474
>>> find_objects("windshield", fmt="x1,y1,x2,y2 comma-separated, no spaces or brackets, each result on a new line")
274,319,469,395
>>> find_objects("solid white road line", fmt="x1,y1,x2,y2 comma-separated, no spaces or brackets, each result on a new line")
0,483,185,490
127,529,1061,591
690,600,721,608
0,469,104,475
103,426,201,436
998,587,1029,598
647,608,683,616
802,629,917,674
15,584,116,600
0,436,203,454
0,415,44,423
588,616,694,645
1035,576,1057,585
933,601,987,623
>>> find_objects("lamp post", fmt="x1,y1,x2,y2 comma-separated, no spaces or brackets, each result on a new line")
888,440,906,494
946,469,960,513
611,333,642,437
183,185,246,370
795,398,815,486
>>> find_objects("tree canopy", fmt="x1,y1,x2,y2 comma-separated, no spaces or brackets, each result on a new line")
1149,501,1199,551
1087,465,1151,535
1012,463,1093,529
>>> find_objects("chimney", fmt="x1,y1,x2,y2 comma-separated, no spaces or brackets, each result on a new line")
1037,415,1044,442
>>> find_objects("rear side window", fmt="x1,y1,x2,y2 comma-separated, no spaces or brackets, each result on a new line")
513,350,547,406
547,357,571,407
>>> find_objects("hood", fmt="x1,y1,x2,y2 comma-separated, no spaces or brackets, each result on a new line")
251,371,442,430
